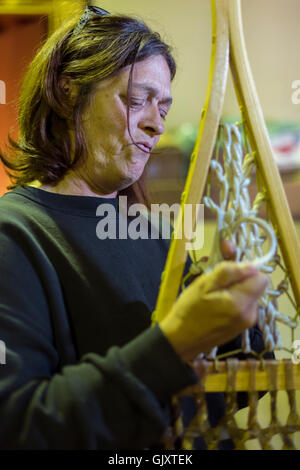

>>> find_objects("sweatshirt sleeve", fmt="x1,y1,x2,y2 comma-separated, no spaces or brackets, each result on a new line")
0,231,197,450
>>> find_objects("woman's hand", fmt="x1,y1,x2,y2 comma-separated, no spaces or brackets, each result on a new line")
159,261,269,362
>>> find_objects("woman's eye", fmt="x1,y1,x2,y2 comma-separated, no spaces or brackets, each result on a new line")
130,99,144,107
160,110,168,121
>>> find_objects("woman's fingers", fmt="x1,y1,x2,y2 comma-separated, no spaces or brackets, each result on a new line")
220,239,236,260
194,261,259,293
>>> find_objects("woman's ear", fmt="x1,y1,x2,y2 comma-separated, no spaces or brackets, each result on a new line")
60,76,78,105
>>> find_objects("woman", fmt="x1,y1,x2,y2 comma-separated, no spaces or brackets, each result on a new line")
0,6,270,449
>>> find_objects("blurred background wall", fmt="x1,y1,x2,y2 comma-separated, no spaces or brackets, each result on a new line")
0,14,48,190
98,0,300,126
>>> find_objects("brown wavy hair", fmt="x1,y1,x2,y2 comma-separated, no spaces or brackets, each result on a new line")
0,14,176,206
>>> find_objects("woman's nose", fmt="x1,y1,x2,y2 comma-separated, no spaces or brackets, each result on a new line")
138,105,165,136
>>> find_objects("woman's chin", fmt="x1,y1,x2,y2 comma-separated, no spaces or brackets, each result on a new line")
116,176,140,191
119,166,145,189
92,162,146,193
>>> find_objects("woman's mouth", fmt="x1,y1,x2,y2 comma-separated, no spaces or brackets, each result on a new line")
136,142,152,153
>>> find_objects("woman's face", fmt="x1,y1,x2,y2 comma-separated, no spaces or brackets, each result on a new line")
76,54,173,196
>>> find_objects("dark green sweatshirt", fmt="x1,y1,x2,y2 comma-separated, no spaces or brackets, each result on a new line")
0,186,271,450
0,186,199,450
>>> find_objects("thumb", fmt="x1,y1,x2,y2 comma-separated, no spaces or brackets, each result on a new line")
228,273,270,326
230,272,270,299
202,261,259,293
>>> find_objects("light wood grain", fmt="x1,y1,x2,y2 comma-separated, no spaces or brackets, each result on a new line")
180,360,300,393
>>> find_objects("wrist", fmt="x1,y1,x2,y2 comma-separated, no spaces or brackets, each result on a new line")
158,316,194,363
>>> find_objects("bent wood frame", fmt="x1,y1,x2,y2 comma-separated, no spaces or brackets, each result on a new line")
153,0,300,390
182,360,300,393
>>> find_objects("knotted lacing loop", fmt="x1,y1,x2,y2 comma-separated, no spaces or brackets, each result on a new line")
192,358,209,393
283,359,300,428
226,215,278,269
189,215,277,275
192,123,277,275
226,358,239,393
